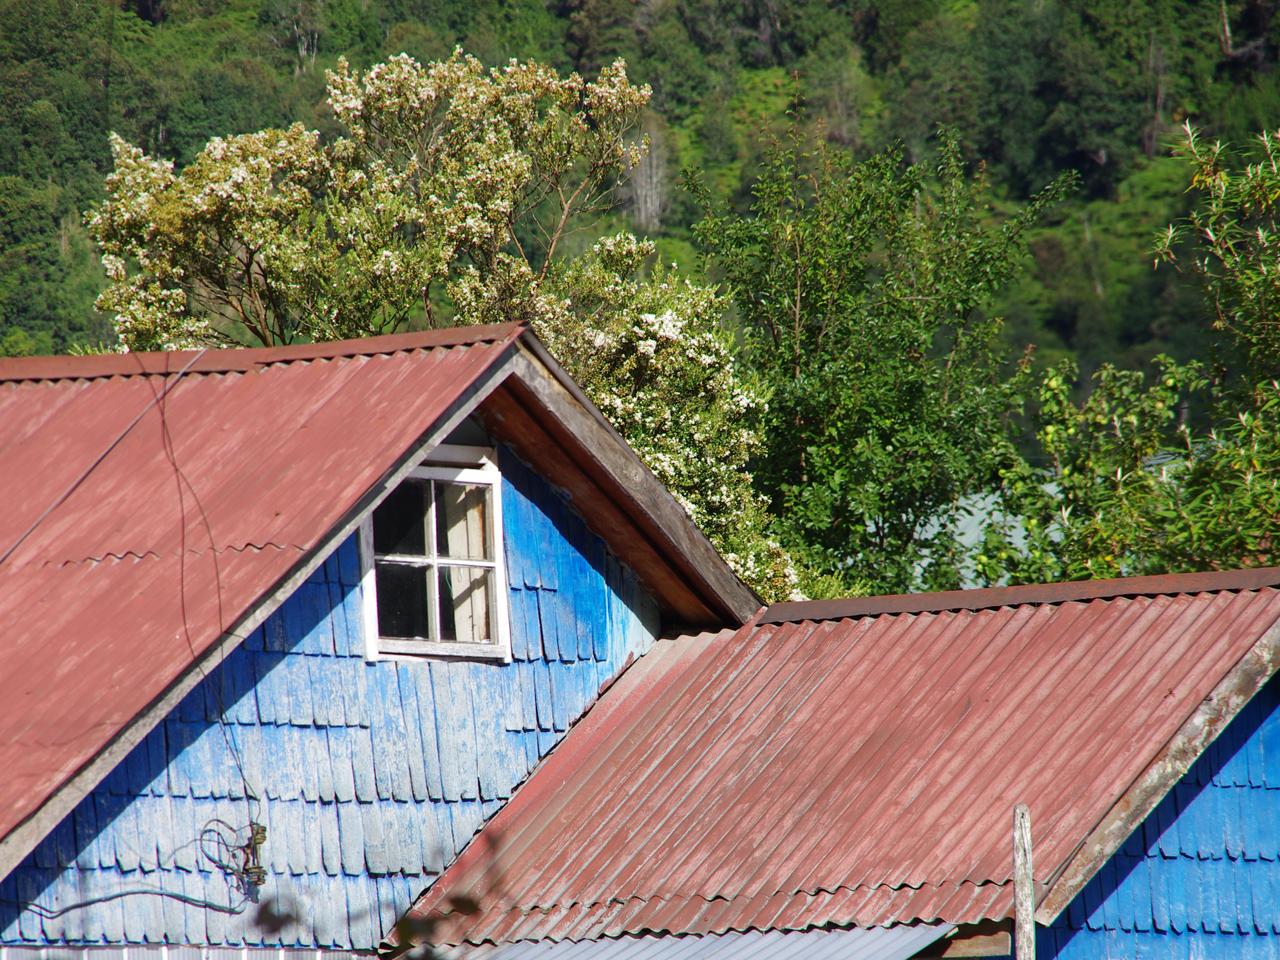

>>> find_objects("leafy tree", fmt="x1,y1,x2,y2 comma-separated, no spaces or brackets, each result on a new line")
690,119,1072,593
981,123,1280,582
89,51,648,348
1155,123,1280,388
981,355,1280,580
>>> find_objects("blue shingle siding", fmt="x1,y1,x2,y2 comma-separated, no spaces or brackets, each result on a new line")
994,674,1280,959
0,449,660,951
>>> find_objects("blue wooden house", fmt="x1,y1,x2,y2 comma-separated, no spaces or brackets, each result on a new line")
1022,668,1280,960
0,325,757,956
401,571,1280,960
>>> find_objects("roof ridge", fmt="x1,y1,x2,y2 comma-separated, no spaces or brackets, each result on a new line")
0,324,525,383
762,567,1280,623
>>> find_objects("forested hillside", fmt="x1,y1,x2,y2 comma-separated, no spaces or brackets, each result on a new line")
3,0,1278,370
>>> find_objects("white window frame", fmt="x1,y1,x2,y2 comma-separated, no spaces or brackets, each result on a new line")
360,445,511,662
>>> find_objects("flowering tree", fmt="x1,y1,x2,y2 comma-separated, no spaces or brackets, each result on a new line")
541,234,820,601
86,52,814,600
88,50,648,350
90,125,426,349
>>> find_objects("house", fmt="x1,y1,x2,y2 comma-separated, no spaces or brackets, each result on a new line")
398,569,1280,960
0,324,758,956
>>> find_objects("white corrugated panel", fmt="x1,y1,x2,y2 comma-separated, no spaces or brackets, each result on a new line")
454,925,953,960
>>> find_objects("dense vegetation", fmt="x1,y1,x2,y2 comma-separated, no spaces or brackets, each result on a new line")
8,0,1280,363
5,0,1280,596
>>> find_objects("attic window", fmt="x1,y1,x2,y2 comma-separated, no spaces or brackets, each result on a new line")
359,446,510,660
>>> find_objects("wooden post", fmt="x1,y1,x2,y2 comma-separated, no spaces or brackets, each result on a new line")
1014,803,1034,960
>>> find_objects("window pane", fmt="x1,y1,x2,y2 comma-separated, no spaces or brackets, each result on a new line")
374,480,429,556
438,566,493,643
376,564,431,639
435,482,491,560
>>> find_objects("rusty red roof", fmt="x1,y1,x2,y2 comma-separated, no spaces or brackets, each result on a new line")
0,326,524,852
399,571,1280,946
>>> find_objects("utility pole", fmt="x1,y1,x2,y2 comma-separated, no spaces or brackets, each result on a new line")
1014,803,1034,960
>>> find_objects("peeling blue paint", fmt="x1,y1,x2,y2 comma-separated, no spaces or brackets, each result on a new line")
0,448,660,951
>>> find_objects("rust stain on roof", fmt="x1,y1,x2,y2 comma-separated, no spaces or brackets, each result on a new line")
0,325,523,844
404,575,1280,944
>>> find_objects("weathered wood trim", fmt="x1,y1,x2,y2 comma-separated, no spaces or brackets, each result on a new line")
499,342,759,625
1013,804,1034,960
0,345,522,880
478,382,715,623
1034,614,1280,925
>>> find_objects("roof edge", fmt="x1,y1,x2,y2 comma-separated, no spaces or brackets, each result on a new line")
0,337,524,879
1034,610,1280,925
495,332,761,626
763,567,1280,623
0,324,524,383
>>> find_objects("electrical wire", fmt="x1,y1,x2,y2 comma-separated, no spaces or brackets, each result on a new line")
2,890,248,920
0,350,275,936
144,357,260,816
0,349,208,568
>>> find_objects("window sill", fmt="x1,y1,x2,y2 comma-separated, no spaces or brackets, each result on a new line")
376,638,510,661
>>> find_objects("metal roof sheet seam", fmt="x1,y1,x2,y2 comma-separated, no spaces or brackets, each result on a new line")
397,570,1280,946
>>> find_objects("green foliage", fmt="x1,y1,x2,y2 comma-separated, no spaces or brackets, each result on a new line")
1155,123,1280,386
981,123,1280,584
0,176,108,353
690,120,1073,593
10,0,1280,383
992,156,1208,384
542,234,811,600
981,358,1201,581
981,356,1280,581
90,53,648,348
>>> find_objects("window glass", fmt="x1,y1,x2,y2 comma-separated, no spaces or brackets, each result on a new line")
375,565,431,639
438,566,492,642
373,480,429,556
436,483,491,560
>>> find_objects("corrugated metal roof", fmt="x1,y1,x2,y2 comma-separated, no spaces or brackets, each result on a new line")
453,923,953,960
0,326,523,847
400,576,1280,945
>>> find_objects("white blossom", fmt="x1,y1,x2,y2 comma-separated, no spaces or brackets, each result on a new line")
538,234,806,601
87,51,649,349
